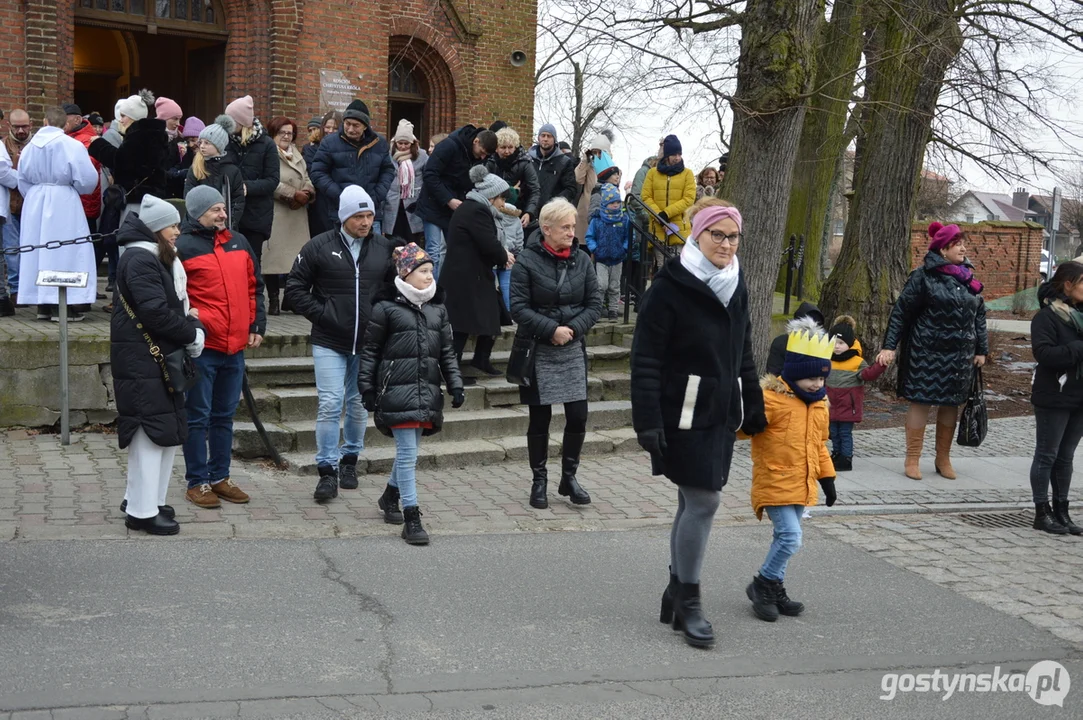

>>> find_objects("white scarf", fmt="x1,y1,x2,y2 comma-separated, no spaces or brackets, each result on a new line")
395,276,437,308
679,240,740,307
125,240,190,314
395,151,415,200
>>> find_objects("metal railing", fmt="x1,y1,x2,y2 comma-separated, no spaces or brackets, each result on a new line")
620,194,683,323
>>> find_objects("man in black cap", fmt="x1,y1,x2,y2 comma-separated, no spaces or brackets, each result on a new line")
62,103,83,134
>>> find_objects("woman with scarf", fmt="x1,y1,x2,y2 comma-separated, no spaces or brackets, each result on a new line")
631,197,765,648
261,116,315,315
224,95,281,264
1029,261,1083,535
641,135,697,272
878,222,988,482
438,165,511,384
183,115,246,230
383,119,428,245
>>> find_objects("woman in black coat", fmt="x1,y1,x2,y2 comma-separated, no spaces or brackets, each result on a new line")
879,222,988,482
223,95,281,263
111,195,203,536
486,127,541,227
183,115,246,229
630,198,765,648
510,197,602,510
1029,262,1083,535
113,117,173,213
438,165,510,383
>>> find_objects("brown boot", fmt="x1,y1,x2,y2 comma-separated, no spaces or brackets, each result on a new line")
934,423,957,479
904,427,924,480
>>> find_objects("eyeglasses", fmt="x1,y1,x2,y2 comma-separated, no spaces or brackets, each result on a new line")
705,230,742,246
276,130,294,138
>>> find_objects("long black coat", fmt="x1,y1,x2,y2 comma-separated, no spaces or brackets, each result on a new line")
630,258,764,491
226,123,280,237
110,215,201,449
1031,283,1083,409
439,199,508,337
415,125,485,231
358,284,464,436
111,118,172,204
883,251,989,406
486,147,541,219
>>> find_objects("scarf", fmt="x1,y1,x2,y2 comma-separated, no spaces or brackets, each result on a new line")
395,276,437,308
932,262,983,294
125,240,190,314
232,118,265,146
679,240,740,307
1050,298,1083,336
394,150,415,200
832,348,860,363
541,240,572,259
783,378,828,404
278,144,294,161
657,158,685,176
467,189,506,248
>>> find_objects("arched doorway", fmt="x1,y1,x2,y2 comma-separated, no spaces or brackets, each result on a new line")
386,36,457,148
74,0,227,122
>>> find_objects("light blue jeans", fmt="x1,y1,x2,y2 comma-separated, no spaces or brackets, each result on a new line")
2,215,20,296
495,267,511,312
389,427,423,508
760,504,804,582
312,344,366,468
423,221,445,280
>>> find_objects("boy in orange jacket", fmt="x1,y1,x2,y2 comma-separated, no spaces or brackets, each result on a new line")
744,317,837,622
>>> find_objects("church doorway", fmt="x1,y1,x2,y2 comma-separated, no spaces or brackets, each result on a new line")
387,37,458,149
74,0,227,123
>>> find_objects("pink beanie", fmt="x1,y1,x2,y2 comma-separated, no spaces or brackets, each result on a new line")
155,97,182,120
691,205,743,242
225,95,255,128
927,221,962,252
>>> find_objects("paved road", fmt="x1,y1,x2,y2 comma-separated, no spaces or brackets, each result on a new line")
2,525,1080,718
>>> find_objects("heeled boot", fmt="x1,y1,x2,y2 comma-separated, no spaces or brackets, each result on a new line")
904,426,924,480
934,423,957,479
659,567,679,624
673,582,714,648
527,433,549,509
557,431,591,505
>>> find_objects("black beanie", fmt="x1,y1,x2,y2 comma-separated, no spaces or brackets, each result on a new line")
343,99,370,126
829,315,857,348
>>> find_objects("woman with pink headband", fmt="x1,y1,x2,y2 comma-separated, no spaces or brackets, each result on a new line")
630,196,766,649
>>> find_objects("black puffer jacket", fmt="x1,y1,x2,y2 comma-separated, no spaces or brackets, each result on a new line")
528,144,577,206
1031,282,1083,409
284,228,396,355
358,283,464,436
415,124,486,231
510,231,602,342
882,251,989,406
765,301,825,375
226,121,280,236
183,156,246,230
110,215,201,449
486,147,541,219
112,118,172,204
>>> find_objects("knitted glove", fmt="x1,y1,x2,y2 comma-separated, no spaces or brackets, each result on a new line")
741,411,768,437
637,429,667,457
818,478,837,507
362,390,377,412
451,389,465,409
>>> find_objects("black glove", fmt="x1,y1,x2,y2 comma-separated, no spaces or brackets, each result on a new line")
741,411,768,436
818,478,837,507
637,429,667,457
658,211,670,224
451,388,465,408
362,390,377,412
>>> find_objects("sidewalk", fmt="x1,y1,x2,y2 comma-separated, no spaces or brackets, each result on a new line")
0,416,1055,542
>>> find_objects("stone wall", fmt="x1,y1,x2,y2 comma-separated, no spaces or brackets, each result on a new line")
910,221,1043,300
0,338,115,427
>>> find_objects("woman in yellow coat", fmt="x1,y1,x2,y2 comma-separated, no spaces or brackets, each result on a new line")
743,317,837,623
640,134,696,271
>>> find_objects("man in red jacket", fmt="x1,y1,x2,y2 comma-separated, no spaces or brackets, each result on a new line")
177,185,266,508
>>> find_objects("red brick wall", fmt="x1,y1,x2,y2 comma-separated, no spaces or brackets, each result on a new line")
910,221,1043,300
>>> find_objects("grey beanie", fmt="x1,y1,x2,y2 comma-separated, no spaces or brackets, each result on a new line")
185,184,226,220
139,194,180,233
469,164,510,200
198,114,236,154
538,123,558,142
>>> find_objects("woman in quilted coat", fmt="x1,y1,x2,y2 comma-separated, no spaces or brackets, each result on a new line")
878,222,988,482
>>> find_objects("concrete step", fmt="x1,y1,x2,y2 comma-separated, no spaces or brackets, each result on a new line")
232,400,635,456
277,427,641,476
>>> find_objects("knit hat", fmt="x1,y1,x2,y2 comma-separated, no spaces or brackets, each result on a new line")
393,242,433,278
62,103,81,117
538,123,558,142
662,134,682,157
185,185,226,221
392,119,416,144
139,194,181,233
307,117,322,129
691,205,743,244
342,99,370,126
469,164,510,199
782,317,834,383
338,185,376,224
199,115,236,154
115,94,149,122
597,166,621,184
588,134,612,154
155,97,183,120
181,116,205,138
225,95,255,128
829,315,856,349
87,112,104,127
927,221,962,252
599,184,623,222
489,120,508,133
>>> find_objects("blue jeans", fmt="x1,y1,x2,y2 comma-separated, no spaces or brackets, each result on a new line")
184,349,246,488
389,427,423,508
2,214,19,296
495,267,511,312
760,504,804,582
423,221,445,280
312,344,366,468
829,421,854,457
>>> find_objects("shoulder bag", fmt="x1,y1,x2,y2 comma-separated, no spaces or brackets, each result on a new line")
118,289,199,395
506,266,567,388
956,366,987,447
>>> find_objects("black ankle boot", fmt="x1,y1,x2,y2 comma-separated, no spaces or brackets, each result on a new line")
1053,500,1083,535
527,433,549,509
125,513,180,536
469,359,503,376
557,431,591,505
834,455,852,472
339,454,359,490
1035,502,1070,534
378,484,404,524
402,506,429,545
659,567,679,624
672,582,714,648
746,574,780,622
120,500,176,519
313,465,338,502
268,291,280,316
775,581,805,616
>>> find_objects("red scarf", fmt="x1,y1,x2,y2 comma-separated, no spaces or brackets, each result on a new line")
542,240,572,259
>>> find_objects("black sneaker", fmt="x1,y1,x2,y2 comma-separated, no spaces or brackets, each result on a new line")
746,574,780,622
402,506,429,545
339,454,359,490
313,465,338,502
0,298,13,316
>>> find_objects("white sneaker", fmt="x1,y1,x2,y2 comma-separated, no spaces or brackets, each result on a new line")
802,508,812,519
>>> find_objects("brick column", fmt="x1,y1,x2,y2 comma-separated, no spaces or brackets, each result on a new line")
268,0,302,117
25,0,70,120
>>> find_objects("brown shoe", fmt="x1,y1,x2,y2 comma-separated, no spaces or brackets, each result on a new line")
186,483,222,508
904,427,924,480
934,423,957,479
211,477,250,503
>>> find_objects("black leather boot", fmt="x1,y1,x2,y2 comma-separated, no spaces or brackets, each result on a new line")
267,290,280,316
557,431,591,505
775,582,805,616
1053,500,1083,535
834,455,853,472
672,582,714,648
125,513,180,536
339,454,359,490
402,506,430,545
1034,502,1069,535
527,433,549,509
746,574,780,622
313,465,338,502
659,567,679,624
378,484,404,524
120,500,175,519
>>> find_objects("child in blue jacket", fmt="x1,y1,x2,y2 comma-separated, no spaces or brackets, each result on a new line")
585,184,631,321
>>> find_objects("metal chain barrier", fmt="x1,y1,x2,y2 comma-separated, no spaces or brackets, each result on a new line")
1,230,118,256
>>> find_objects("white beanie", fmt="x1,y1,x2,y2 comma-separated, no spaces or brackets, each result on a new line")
338,185,376,224
392,119,416,144
139,194,181,233
116,94,149,123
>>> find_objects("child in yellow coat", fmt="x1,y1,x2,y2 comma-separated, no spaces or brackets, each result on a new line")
743,317,837,622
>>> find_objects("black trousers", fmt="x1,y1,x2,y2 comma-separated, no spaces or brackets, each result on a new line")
453,332,495,366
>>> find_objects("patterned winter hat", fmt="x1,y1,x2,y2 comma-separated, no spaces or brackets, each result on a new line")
393,242,433,278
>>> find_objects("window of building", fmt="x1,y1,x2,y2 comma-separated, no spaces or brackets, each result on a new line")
966,214,974,223
78,0,224,28
987,213,995,221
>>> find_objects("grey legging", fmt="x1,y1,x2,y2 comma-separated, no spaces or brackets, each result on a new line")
670,486,722,584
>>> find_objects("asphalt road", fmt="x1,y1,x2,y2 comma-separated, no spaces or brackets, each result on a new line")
1,524,1080,718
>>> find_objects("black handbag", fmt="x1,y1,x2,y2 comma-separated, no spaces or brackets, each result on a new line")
506,267,566,387
957,366,987,447
118,291,199,395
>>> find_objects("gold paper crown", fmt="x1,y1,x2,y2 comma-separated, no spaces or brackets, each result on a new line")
785,317,835,360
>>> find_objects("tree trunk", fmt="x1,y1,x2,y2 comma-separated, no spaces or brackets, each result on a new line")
818,0,962,347
720,0,824,369
775,0,864,300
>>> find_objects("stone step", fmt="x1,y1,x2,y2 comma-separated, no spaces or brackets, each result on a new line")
277,428,641,476
232,400,634,456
